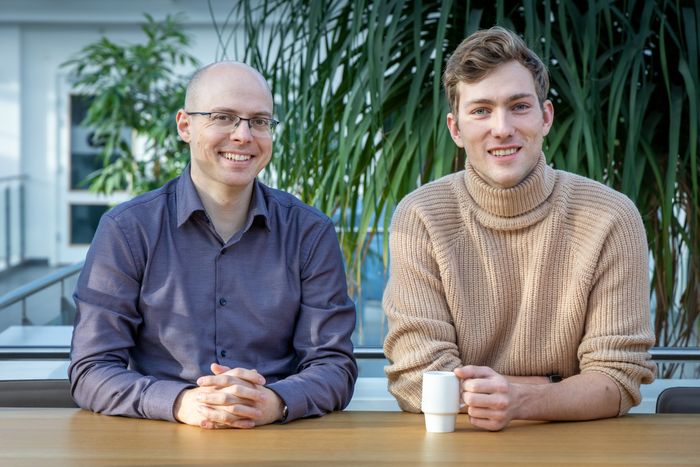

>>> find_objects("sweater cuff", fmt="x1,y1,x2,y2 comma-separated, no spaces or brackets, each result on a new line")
616,382,636,416
142,380,195,422
582,369,636,416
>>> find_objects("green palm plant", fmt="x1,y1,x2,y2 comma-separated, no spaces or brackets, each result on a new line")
217,0,699,360
227,0,462,294
62,14,198,195
66,3,699,363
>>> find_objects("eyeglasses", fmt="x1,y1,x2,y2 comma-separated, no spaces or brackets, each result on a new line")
186,111,279,137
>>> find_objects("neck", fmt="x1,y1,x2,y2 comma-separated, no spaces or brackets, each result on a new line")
192,177,254,242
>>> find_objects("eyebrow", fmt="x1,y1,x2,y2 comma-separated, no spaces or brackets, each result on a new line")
464,93,536,107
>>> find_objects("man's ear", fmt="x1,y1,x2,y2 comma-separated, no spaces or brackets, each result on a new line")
446,112,465,148
176,109,192,143
541,99,554,137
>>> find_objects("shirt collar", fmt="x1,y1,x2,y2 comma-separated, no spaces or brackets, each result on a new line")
176,164,271,232
176,164,205,228
244,178,271,232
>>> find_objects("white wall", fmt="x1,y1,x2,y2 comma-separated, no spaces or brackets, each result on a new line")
0,24,21,176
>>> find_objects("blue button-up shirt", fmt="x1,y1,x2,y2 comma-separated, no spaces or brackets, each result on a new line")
69,166,357,422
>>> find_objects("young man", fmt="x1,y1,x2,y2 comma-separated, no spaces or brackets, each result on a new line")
383,27,655,431
69,62,357,429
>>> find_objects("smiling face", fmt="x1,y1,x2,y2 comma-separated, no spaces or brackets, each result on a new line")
176,62,274,198
446,60,553,189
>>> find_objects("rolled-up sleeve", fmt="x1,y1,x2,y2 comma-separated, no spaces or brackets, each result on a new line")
577,200,656,415
382,200,462,413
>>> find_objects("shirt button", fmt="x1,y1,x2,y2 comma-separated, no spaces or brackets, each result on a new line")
219,298,227,306
220,350,227,358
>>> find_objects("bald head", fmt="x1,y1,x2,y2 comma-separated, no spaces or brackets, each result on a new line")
184,61,272,111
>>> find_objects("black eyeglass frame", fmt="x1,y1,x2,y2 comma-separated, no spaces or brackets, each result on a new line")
185,111,280,133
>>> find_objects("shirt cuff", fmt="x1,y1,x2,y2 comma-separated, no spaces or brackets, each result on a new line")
266,381,305,423
142,379,195,422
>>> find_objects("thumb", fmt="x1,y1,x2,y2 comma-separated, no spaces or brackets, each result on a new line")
454,365,496,380
210,363,231,375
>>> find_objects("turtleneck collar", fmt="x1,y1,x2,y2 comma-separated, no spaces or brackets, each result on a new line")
463,153,556,221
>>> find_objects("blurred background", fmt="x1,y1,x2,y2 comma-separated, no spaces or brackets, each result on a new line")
0,1,698,388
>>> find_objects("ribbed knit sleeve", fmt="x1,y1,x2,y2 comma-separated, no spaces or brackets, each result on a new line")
383,179,464,412
571,179,656,414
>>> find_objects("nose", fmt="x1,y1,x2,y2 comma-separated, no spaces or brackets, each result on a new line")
229,120,253,142
491,110,514,138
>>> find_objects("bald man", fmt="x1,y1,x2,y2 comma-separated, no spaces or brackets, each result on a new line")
69,62,358,428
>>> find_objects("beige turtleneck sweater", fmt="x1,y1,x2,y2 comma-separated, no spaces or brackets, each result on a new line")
383,154,656,416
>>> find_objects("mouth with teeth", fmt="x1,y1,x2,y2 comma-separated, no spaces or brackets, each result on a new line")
220,152,252,161
489,147,519,158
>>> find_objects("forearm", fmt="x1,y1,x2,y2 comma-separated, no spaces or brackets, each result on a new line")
70,298,190,421
577,200,655,413
69,360,191,421
506,375,550,385
284,220,358,421
512,372,620,421
267,361,355,422
383,200,464,412
69,214,192,419
277,304,357,421
384,328,462,413
383,275,462,412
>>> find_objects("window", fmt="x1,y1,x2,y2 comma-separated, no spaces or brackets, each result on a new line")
69,204,109,245
67,95,128,246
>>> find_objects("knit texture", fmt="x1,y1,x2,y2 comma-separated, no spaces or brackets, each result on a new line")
383,154,656,416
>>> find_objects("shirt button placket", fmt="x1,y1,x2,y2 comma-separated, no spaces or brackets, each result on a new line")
215,250,228,364
217,296,227,361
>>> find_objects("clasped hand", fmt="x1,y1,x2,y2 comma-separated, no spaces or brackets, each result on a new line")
175,363,284,429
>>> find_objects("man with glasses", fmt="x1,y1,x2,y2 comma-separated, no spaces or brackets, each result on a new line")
69,62,357,429
383,27,655,431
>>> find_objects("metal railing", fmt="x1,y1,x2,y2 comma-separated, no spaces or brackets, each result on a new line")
4,345,698,362
649,347,700,362
0,175,26,273
354,347,700,362
0,261,83,325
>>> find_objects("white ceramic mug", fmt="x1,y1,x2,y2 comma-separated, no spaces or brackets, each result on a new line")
421,371,460,433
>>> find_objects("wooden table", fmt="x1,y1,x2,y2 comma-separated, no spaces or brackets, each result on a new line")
0,409,697,466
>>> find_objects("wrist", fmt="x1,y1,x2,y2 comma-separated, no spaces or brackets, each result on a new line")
511,381,540,421
260,387,286,425
173,388,197,424
272,391,287,423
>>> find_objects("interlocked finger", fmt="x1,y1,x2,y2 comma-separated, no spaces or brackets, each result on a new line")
197,403,260,426
198,374,257,390
198,385,264,406
198,368,265,389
